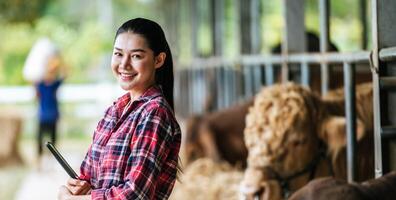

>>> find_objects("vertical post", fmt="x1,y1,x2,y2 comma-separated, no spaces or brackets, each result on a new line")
198,68,205,113
371,0,383,178
319,0,330,95
234,0,241,56
374,0,396,175
211,0,225,109
282,0,306,83
224,67,230,107
253,65,262,93
243,66,252,99
191,0,199,58
230,67,237,104
301,62,310,87
173,69,179,115
240,0,261,54
188,70,193,115
360,0,368,49
251,0,262,54
211,0,224,56
265,63,274,85
250,0,262,93
240,0,261,98
343,62,357,183
240,0,251,54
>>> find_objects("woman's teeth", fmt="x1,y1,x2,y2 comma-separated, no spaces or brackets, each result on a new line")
120,73,135,77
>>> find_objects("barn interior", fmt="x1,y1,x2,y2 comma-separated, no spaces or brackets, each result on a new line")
0,0,396,199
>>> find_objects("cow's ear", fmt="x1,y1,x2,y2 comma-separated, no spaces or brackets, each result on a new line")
318,116,365,152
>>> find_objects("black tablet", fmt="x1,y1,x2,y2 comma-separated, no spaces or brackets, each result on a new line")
46,141,79,179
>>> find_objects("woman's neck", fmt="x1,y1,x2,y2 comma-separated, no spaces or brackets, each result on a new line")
128,84,155,102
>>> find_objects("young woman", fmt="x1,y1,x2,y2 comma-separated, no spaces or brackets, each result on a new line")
58,18,181,200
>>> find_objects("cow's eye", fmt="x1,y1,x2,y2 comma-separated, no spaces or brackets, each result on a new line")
292,140,302,146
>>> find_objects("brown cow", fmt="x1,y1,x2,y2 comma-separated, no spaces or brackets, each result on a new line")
289,171,396,200
239,82,374,200
184,99,253,168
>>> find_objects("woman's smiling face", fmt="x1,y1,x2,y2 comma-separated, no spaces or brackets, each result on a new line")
111,32,163,97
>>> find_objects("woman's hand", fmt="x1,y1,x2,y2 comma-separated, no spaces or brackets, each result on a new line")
66,178,91,195
58,185,72,200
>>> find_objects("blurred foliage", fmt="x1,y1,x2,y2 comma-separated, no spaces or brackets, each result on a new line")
0,16,113,85
0,0,49,23
0,0,116,85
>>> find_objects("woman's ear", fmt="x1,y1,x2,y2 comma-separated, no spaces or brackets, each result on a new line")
154,52,166,69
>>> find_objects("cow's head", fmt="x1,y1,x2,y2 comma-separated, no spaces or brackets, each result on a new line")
239,83,366,200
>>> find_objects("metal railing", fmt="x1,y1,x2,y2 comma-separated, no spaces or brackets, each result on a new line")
174,46,396,183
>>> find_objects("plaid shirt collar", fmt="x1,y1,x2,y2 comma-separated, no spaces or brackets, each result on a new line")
113,85,163,118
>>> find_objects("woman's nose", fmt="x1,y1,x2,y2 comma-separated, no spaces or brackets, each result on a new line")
120,55,131,69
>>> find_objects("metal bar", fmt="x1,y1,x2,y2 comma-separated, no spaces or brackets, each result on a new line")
379,77,396,90
253,64,262,93
281,0,305,83
281,62,289,83
265,63,274,85
319,0,330,53
225,67,231,107
190,0,199,57
199,68,205,113
243,65,252,98
205,68,215,112
185,47,396,70
282,0,306,52
211,0,224,56
371,0,383,178
190,51,373,69
191,69,198,113
216,67,222,110
379,47,396,61
301,62,310,87
289,52,372,64
187,69,193,114
233,67,240,102
231,68,237,104
381,126,396,139
251,0,261,54
343,62,357,183
220,66,227,108
319,0,330,95
223,67,229,107
321,63,330,95
240,0,253,54
179,71,185,115
360,0,368,49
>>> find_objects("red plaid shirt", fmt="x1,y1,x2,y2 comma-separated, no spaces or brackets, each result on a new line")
79,86,181,200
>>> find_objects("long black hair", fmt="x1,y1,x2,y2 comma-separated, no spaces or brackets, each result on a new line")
115,18,174,110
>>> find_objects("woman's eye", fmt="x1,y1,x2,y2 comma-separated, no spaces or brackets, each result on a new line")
131,54,141,59
114,52,122,56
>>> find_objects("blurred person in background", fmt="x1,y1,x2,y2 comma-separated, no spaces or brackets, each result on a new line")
57,18,181,200
35,48,66,166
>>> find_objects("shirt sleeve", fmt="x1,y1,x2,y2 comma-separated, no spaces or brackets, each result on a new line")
80,105,114,183
79,144,93,182
90,106,177,200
